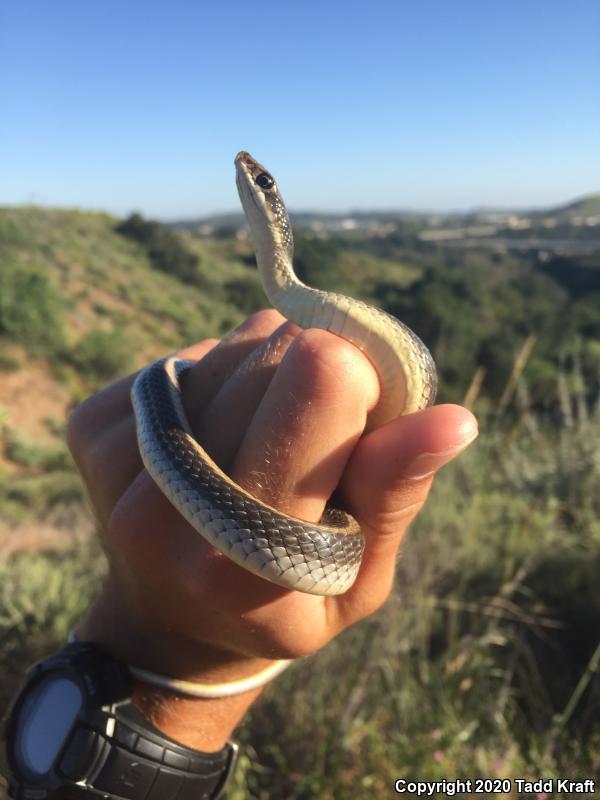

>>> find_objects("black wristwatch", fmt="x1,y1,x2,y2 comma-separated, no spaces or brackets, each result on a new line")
2,641,238,800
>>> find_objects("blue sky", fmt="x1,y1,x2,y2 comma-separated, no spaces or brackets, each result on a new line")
2,0,599,219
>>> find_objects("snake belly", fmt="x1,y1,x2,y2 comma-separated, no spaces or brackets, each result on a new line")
131,152,437,596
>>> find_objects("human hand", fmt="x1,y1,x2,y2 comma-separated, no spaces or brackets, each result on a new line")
67,309,478,747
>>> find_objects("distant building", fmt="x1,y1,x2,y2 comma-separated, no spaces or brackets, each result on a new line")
507,215,532,230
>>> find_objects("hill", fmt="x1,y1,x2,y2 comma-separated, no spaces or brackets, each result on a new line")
550,193,600,221
0,205,599,794
0,205,269,541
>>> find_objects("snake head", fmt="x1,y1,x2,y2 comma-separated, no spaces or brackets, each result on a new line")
235,151,275,191
235,151,294,259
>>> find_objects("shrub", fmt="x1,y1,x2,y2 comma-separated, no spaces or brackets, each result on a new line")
71,328,133,381
293,233,344,289
224,277,268,315
116,213,200,284
0,216,27,247
3,430,72,470
0,263,65,354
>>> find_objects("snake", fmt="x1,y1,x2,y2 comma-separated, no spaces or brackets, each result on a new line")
131,151,437,596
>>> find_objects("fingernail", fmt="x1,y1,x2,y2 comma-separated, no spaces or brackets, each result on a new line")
403,430,479,481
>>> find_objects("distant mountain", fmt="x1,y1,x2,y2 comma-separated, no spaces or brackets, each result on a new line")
169,208,432,233
169,213,244,231
168,193,600,233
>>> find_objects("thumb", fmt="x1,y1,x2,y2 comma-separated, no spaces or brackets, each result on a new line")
333,404,478,624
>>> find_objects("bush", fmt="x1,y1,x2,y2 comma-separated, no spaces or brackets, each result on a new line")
0,216,27,248
293,233,344,289
224,277,268,315
0,263,65,354
71,328,133,381
116,213,200,284
3,430,72,470
0,472,85,524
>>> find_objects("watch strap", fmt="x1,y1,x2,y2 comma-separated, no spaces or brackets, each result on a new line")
55,701,237,800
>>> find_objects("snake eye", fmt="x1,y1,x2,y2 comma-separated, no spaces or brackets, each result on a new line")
255,172,274,190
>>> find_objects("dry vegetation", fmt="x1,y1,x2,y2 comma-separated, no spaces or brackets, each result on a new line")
0,207,598,798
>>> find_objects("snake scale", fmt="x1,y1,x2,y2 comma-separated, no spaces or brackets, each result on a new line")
131,152,437,596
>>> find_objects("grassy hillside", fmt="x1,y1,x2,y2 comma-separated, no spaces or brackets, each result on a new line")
0,207,264,530
0,205,261,368
553,193,600,220
1,207,599,797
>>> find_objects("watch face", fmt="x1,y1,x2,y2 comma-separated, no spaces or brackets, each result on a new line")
11,674,82,781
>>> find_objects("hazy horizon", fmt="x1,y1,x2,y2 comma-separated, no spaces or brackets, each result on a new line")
3,188,598,225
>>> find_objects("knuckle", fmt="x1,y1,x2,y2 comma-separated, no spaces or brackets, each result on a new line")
221,309,288,346
174,338,220,360
385,498,425,527
66,396,100,459
290,329,377,402
66,403,88,455
245,308,287,332
358,499,425,540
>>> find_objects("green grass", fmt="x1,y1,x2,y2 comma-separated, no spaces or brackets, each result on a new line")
1,411,598,797
0,538,104,681
0,472,85,526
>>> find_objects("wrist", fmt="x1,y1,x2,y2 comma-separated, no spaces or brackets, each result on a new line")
129,681,258,751
74,585,284,750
